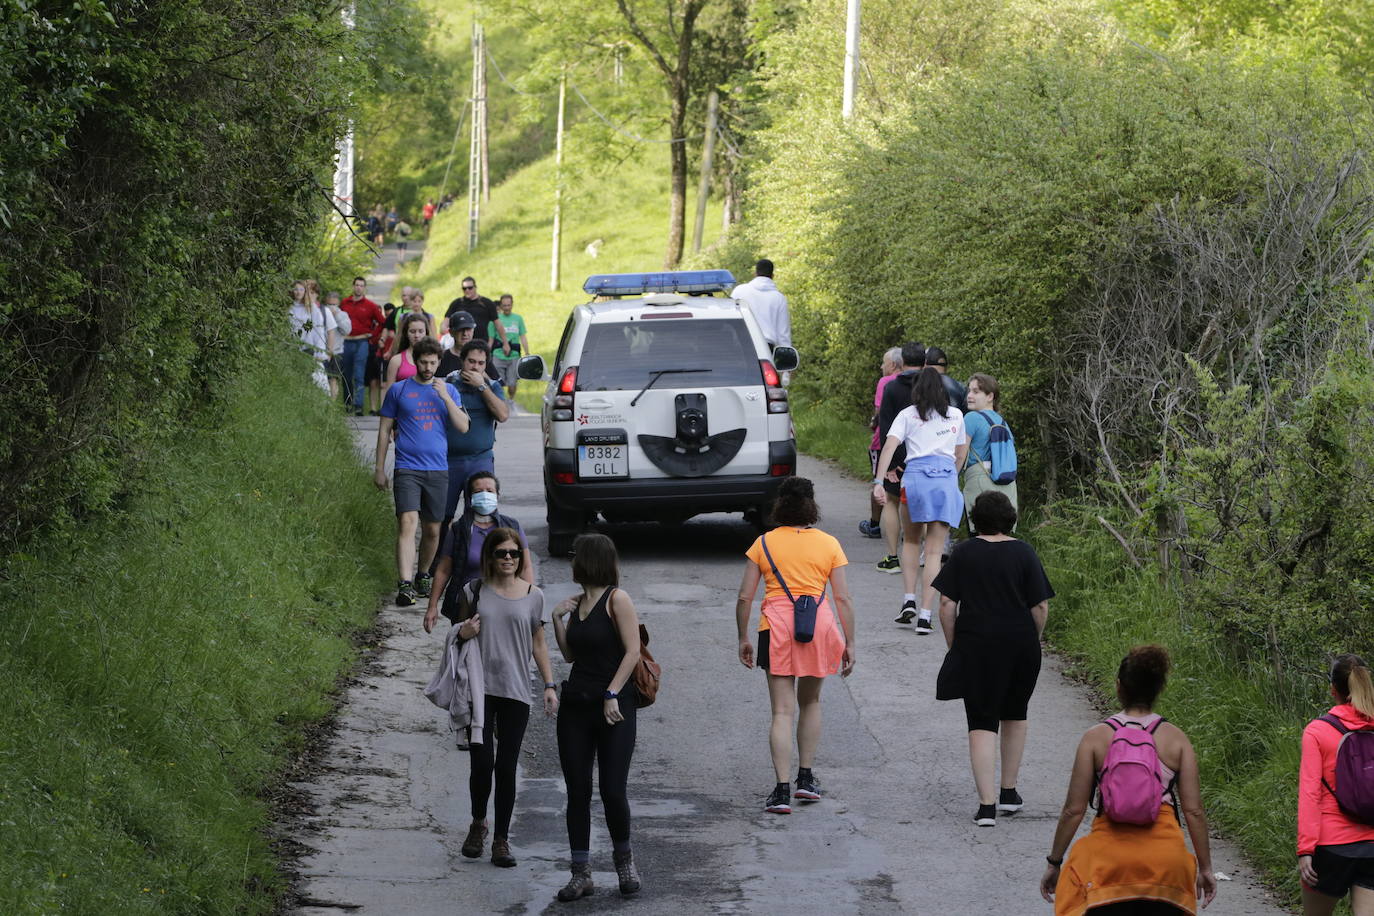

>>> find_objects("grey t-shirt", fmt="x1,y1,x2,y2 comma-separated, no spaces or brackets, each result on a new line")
463,582,546,704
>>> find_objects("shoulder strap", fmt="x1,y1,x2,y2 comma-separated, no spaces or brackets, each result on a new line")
1146,716,1167,734
1102,718,1122,732
760,535,796,604
1320,713,1351,736
458,579,482,621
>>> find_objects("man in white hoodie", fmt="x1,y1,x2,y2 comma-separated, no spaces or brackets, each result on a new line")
732,258,791,351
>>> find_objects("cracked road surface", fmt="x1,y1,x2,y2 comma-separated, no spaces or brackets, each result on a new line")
291,412,1290,915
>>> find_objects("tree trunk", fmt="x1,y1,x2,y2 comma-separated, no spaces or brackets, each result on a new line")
664,88,687,268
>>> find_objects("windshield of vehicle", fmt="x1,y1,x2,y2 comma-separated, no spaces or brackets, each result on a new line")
576,319,762,390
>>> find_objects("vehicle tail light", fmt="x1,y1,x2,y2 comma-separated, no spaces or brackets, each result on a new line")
554,471,575,485
760,360,780,387
769,463,793,477
761,360,789,414
558,366,578,394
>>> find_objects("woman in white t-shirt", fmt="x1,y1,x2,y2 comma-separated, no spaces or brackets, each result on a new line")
872,367,968,633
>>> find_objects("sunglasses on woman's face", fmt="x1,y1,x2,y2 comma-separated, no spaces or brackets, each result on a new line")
493,548,523,560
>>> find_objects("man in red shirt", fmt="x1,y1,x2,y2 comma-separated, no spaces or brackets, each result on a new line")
422,199,436,234
340,276,386,416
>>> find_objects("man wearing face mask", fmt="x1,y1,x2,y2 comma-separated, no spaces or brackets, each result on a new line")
440,340,510,524
428,472,536,613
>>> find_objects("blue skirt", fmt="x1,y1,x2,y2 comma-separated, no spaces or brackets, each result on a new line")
902,455,963,526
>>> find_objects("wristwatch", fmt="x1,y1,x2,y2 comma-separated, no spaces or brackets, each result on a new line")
476,383,488,391
604,690,619,700
544,682,557,690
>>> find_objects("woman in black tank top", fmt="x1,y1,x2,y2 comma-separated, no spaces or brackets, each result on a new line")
550,533,643,902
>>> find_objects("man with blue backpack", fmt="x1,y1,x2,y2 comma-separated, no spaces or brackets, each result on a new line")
961,373,1018,533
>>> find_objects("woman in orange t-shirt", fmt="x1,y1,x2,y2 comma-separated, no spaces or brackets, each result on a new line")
735,476,856,816
1298,654,1374,915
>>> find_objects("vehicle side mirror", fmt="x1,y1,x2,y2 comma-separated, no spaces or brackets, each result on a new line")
517,355,546,380
771,346,799,372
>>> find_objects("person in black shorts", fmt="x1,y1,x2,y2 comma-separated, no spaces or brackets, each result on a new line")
931,490,1053,826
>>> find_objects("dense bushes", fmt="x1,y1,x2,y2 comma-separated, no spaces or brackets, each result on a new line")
0,0,417,550
0,350,393,913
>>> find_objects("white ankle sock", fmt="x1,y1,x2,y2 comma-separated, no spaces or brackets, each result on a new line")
918,608,933,621
903,593,917,604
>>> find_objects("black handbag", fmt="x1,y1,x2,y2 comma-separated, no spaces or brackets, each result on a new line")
760,534,821,643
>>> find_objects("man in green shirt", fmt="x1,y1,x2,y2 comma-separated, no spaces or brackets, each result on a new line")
487,294,529,397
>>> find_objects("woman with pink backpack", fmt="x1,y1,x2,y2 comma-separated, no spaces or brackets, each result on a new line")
1040,646,1218,914
1297,654,1374,915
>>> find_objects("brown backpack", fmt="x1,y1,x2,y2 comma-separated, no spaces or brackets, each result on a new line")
605,587,661,708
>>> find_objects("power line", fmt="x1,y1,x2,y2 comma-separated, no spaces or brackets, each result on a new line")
484,44,703,146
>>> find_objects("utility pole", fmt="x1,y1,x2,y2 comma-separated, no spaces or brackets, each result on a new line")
691,90,719,255
842,0,860,119
467,21,484,252
551,74,566,291
332,2,356,220
478,30,490,203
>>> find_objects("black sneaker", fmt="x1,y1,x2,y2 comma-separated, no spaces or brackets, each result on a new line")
414,573,433,598
876,555,901,574
914,615,934,635
765,784,792,814
794,772,821,802
997,787,1023,813
396,581,417,607
895,600,918,624
858,520,882,539
974,803,996,827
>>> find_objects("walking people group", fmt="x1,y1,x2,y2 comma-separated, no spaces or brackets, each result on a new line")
353,262,1367,916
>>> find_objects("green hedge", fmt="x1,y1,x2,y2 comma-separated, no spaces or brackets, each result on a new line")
0,351,393,914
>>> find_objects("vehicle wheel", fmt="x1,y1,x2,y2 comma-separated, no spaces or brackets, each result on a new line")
546,490,582,557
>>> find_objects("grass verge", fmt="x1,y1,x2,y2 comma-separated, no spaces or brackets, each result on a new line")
0,349,393,914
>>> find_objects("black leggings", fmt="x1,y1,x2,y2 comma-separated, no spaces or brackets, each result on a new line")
469,695,530,838
557,694,637,851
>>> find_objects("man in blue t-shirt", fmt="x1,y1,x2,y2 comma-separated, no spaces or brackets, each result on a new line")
441,340,510,522
374,338,468,608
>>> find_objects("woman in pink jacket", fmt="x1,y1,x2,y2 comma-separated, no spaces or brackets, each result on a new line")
1298,653,1374,915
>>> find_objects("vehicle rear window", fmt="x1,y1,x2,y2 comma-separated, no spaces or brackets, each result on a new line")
576,319,762,390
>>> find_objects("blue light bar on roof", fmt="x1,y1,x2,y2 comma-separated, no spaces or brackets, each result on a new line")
583,269,737,297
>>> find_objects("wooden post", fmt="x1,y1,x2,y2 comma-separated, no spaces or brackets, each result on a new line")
551,74,566,291
691,90,719,255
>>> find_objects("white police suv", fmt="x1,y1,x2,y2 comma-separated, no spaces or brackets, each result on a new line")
518,270,799,556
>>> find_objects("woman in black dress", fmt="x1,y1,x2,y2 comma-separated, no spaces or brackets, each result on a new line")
551,533,644,901
931,490,1053,827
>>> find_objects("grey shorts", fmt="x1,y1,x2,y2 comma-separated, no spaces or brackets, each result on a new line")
494,357,519,390
393,469,448,522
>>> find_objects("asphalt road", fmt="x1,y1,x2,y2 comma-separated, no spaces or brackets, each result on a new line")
290,410,1290,915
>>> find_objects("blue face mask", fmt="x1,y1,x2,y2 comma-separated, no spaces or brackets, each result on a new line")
471,491,498,516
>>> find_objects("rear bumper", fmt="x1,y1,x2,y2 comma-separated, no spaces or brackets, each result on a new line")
545,442,794,512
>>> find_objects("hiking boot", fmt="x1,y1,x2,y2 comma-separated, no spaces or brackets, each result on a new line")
396,580,417,607
794,772,822,802
414,572,433,598
876,555,901,574
461,821,487,858
997,787,1023,813
491,835,516,868
858,519,882,539
895,600,918,624
974,803,996,827
613,849,641,896
557,863,595,902
765,783,792,814
914,614,934,635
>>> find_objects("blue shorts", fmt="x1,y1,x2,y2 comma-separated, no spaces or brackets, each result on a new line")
902,456,962,526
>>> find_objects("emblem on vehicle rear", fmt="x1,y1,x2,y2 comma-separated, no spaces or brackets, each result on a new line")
745,392,760,400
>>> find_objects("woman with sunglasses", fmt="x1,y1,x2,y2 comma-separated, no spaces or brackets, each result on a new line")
424,528,555,869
